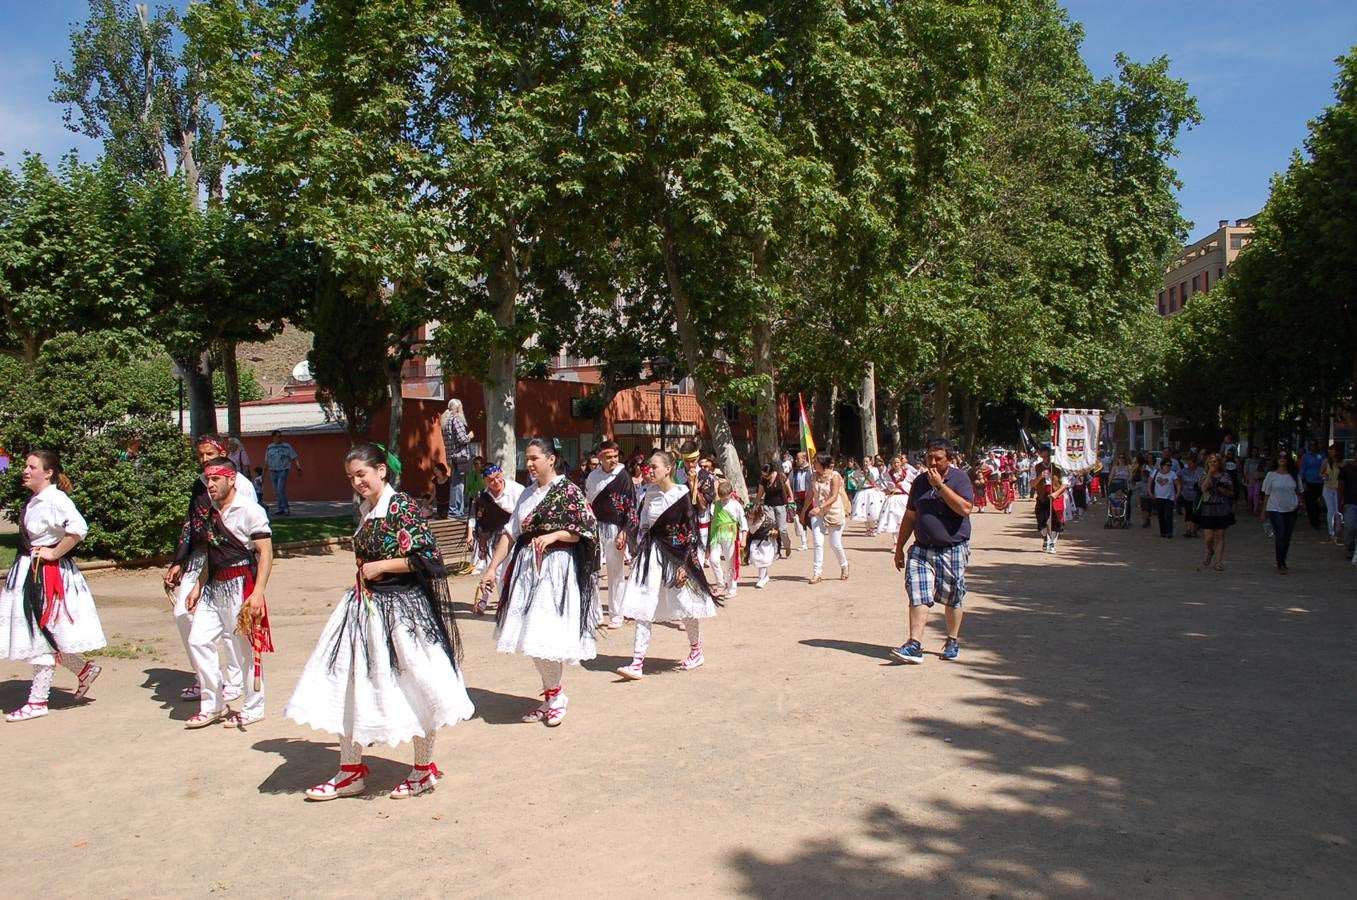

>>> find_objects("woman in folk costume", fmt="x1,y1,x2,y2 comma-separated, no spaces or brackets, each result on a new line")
287,444,474,800
875,456,913,538
615,449,719,681
1,451,106,722
852,455,886,532
163,433,256,704
744,496,779,589
480,438,599,727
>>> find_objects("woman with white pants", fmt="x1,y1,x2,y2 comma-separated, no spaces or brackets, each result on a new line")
808,453,850,584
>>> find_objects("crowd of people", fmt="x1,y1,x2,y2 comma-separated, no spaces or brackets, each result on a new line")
4,418,1351,803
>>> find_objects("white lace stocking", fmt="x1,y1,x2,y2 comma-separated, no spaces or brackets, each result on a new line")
59,653,88,677
29,664,55,705
339,738,363,767
413,734,435,768
532,657,563,691
632,620,653,658
683,618,701,646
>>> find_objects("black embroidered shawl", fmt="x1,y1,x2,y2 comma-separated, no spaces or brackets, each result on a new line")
172,478,212,567
472,488,514,558
590,469,639,536
635,491,717,603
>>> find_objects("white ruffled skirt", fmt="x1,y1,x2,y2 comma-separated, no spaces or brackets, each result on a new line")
877,494,909,535
494,546,598,662
0,556,106,660
619,548,717,623
853,487,885,522
285,586,475,747
748,538,778,569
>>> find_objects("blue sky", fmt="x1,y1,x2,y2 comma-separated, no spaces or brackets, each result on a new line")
3,2,1355,244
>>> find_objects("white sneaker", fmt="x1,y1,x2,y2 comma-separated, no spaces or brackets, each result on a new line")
755,574,769,589
616,659,645,680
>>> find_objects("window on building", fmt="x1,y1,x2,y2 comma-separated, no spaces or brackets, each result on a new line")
1230,234,1244,250
1158,290,1166,310
1181,281,1188,303
1191,274,1200,294
1168,285,1176,305
1202,271,1209,293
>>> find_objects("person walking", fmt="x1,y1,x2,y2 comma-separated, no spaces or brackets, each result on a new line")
789,451,812,551
586,440,638,627
1300,440,1326,530
1197,453,1236,572
756,462,794,558
1242,447,1264,514
0,451,106,722
184,458,273,729
1320,444,1344,544
441,399,475,518
889,440,975,665
286,443,473,800
1151,458,1179,538
1338,451,1357,561
615,449,718,680
807,452,850,584
1178,456,1203,538
264,430,303,516
1261,452,1302,574
480,438,599,726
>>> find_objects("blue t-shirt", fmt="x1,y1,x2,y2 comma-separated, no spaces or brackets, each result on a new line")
1300,452,1325,484
906,466,975,547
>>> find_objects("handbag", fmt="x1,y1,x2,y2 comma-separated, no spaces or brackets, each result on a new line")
822,478,847,527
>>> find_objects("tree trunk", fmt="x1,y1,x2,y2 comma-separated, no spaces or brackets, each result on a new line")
591,380,617,450
176,353,217,438
812,385,835,454
483,232,520,474
221,342,242,438
751,233,780,466
659,221,747,499
859,363,879,459
880,389,900,457
752,316,779,465
386,363,404,488
930,377,951,439
962,391,980,458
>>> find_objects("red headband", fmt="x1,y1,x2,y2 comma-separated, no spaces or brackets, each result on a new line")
198,438,229,455
204,465,235,479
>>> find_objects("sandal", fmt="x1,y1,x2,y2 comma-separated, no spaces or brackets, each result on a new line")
1213,563,1225,572
180,681,202,702
808,575,823,585
223,711,264,729
523,685,562,724
73,662,102,701
840,567,849,581
5,702,49,723
185,708,228,729
305,764,369,801
389,762,441,799
222,686,243,702
543,687,568,727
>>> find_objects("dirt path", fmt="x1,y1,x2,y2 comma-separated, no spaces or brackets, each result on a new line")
4,501,1355,898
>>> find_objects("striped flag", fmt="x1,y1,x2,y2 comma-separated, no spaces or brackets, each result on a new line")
798,394,817,458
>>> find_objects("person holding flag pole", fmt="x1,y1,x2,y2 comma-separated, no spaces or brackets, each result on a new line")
791,395,816,551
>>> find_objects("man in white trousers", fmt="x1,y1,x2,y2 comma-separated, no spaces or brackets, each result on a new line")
587,440,639,629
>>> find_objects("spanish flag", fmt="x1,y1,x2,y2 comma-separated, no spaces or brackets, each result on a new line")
798,394,816,458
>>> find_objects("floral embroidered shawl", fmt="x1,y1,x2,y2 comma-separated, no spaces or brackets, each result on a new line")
636,490,716,603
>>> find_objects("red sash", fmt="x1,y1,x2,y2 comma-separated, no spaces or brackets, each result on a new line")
36,560,71,629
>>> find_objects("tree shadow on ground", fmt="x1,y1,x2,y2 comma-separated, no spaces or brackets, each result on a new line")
732,519,1357,897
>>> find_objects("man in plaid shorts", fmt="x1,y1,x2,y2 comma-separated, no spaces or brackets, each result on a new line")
891,439,975,664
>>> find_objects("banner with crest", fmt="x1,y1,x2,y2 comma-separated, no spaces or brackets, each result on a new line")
1049,408,1102,474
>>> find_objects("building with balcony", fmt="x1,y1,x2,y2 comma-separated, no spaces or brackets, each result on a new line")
1158,217,1255,316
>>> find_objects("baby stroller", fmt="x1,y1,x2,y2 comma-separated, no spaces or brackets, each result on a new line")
1104,486,1131,529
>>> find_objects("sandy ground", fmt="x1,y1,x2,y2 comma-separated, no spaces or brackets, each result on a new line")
4,499,1356,899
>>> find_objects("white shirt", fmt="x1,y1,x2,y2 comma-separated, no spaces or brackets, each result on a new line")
22,485,88,547
1261,471,1301,513
639,484,688,530
359,484,398,524
214,488,272,549
468,479,524,530
585,464,626,502
1151,469,1179,500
